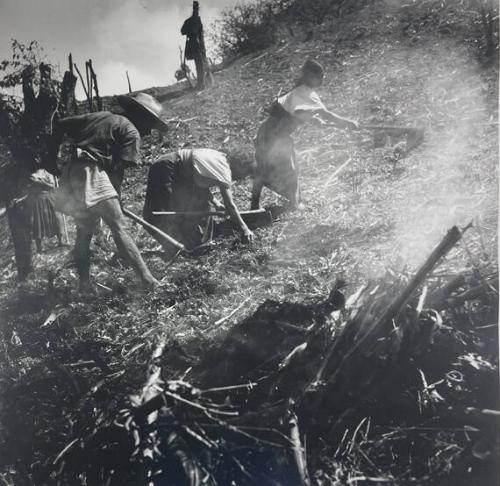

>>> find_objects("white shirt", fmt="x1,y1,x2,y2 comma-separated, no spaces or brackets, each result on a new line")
277,85,326,121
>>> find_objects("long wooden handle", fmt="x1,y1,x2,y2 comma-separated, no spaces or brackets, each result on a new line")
358,124,422,132
153,210,226,217
152,208,267,217
122,208,185,251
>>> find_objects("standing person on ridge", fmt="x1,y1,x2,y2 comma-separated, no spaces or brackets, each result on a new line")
49,93,168,291
181,1,209,90
252,60,359,210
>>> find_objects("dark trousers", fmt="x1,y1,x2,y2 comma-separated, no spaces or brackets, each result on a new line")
7,202,32,281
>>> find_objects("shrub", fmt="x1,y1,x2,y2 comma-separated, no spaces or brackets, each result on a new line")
210,0,369,60
210,0,282,59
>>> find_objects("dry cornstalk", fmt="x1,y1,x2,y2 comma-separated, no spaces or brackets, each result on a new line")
288,411,310,486
323,224,469,388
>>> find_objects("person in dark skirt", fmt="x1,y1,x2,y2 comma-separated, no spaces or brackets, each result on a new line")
27,169,65,252
143,148,254,253
252,59,359,210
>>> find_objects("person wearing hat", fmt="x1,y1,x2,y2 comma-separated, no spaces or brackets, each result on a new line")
49,93,169,290
143,148,255,252
181,1,208,89
251,59,358,210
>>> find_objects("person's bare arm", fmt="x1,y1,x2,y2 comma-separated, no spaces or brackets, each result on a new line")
220,186,254,243
318,108,358,129
295,108,358,129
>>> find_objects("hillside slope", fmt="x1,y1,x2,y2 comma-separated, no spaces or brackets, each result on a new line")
0,1,498,484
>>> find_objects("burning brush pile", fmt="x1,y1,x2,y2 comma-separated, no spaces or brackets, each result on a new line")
48,224,498,485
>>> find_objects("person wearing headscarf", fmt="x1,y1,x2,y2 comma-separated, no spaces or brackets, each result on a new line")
252,59,358,210
143,148,254,252
49,93,169,290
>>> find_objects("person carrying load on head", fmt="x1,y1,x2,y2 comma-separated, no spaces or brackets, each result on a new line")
181,1,209,90
27,168,65,252
143,148,255,253
252,59,359,210
49,93,169,291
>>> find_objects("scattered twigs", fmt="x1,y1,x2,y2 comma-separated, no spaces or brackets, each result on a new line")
319,156,353,193
210,298,251,329
53,438,80,465
200,382,257,394
41,305,68,328
136,336,166,425
242,51,268,68
288,411,311,485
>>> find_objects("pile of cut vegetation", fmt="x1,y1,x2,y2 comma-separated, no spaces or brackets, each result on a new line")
4,225,493,485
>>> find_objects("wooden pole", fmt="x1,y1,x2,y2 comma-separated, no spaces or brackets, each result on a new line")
126,71,132,93
88,59,102,110
86,61,93,111
67,54,78,115
74,63,89,101
122,208,185,251
85,61,92,111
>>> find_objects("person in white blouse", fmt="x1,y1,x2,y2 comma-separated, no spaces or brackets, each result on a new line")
252,59,358,210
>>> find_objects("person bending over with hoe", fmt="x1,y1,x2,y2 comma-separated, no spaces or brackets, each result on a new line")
49,93,168,291
143,148,254,254
252,59,358,210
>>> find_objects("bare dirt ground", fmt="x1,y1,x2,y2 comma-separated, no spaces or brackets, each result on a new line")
0,1,498,484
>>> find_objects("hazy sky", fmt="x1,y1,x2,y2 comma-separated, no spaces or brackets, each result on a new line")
0,0,239,98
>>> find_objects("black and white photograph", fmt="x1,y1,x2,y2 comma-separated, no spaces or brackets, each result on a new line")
0,0,498,484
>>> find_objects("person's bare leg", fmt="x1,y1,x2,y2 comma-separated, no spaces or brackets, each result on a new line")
7,204,33,281
287,176,300,210
97,199,158,288
251,177,264,210
74,224,94,291
54,211,66,246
